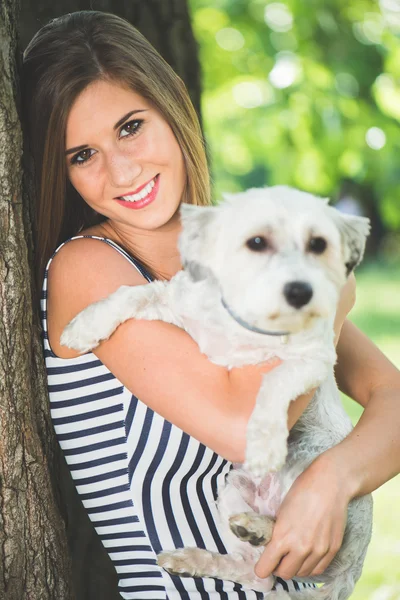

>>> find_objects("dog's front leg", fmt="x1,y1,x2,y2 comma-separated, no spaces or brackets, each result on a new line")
61,280,178,353
245,360,330,477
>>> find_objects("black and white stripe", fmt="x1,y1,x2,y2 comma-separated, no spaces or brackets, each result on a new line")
42,236,313,599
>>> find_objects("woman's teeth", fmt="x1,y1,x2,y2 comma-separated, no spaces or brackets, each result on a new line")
120,177,156,202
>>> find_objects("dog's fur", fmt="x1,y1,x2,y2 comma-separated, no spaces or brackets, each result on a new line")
61,186,373,599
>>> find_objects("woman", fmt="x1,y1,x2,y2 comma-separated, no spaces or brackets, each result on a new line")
22,11,400,600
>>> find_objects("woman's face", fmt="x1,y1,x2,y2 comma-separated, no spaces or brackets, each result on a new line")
65,79,186,231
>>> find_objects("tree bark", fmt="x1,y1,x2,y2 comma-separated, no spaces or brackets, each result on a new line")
0,2,202,599
0,0,74,598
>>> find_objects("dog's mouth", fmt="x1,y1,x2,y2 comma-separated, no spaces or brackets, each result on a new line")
269,309,322,332
270,309,319,322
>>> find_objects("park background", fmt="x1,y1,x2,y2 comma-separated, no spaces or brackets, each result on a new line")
188,1,400,598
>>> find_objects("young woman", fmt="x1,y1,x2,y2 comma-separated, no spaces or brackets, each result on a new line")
22,11,400,600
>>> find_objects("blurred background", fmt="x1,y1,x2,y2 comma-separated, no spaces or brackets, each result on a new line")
188,1,400,598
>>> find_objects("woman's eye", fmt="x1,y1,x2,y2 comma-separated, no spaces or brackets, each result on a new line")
119,119,143,138
70,148,96,166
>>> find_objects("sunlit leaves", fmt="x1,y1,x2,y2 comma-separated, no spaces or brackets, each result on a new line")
189,0,400,235
373,74,400,120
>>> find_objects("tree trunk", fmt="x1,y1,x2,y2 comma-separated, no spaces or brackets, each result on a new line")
0,1,74,598
0,2,202,599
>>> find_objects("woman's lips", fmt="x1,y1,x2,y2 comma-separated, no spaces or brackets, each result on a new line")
115,174,160,210
118,175,157,200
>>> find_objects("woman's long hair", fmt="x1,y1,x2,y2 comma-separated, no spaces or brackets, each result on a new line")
22,11,210,290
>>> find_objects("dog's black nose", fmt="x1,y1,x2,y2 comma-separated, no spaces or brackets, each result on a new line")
283,281,313,308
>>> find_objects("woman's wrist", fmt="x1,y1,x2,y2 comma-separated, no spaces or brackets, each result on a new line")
311,445,362,503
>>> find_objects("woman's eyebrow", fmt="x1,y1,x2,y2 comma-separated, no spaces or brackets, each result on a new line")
65,144,89,156
113,109,148,130
65,109,149,155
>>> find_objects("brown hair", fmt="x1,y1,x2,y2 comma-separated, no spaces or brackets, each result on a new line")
22,10,210,290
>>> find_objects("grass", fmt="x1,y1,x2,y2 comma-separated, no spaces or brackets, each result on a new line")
340,263,400,600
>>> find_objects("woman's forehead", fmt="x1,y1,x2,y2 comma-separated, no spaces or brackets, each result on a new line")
65,80,151,143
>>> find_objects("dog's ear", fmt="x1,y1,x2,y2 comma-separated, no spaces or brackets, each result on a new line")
331,209,371,275
179,203,218,276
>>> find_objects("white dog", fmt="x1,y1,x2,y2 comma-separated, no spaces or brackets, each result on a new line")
61,186,373,599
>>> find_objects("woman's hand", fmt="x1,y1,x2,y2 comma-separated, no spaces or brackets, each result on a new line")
255,452,352,580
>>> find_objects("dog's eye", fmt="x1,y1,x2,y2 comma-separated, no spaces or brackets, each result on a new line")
308,236,327,254
246,236,269,252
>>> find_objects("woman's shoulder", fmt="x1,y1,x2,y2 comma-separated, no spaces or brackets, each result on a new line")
48,230,146,289
46,229,148,359
48,220,147,278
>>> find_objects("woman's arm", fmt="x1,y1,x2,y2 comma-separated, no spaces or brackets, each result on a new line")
255,317,400,581
330,319,400,495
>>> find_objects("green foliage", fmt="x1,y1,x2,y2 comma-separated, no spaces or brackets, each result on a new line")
189,0,400,238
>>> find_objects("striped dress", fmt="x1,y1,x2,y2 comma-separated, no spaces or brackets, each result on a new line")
41,235,312,599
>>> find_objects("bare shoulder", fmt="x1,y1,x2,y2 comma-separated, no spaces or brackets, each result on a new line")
47,236,148,358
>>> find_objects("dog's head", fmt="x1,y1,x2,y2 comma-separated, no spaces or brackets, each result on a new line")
179,186,370,334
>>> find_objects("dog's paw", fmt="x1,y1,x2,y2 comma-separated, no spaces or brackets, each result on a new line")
229,512,274,547
243,456,270,479
245,432,288,476
244,447,286,477
60,299,121,353
60,319,93,353
157,549,196,577
60,313,101,353
157,548,208,578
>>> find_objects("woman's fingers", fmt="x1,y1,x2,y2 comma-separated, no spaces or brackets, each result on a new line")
256,536,338,581
254,539,286,578
293,548,330,578
294,530,343,577
309,540,343,576
255,532,321,580
273,550,312,581
256,536,328,580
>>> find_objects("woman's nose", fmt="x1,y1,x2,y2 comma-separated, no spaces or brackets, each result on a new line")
106,150,142,188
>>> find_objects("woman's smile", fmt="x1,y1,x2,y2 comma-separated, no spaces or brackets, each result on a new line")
115,173,160,209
